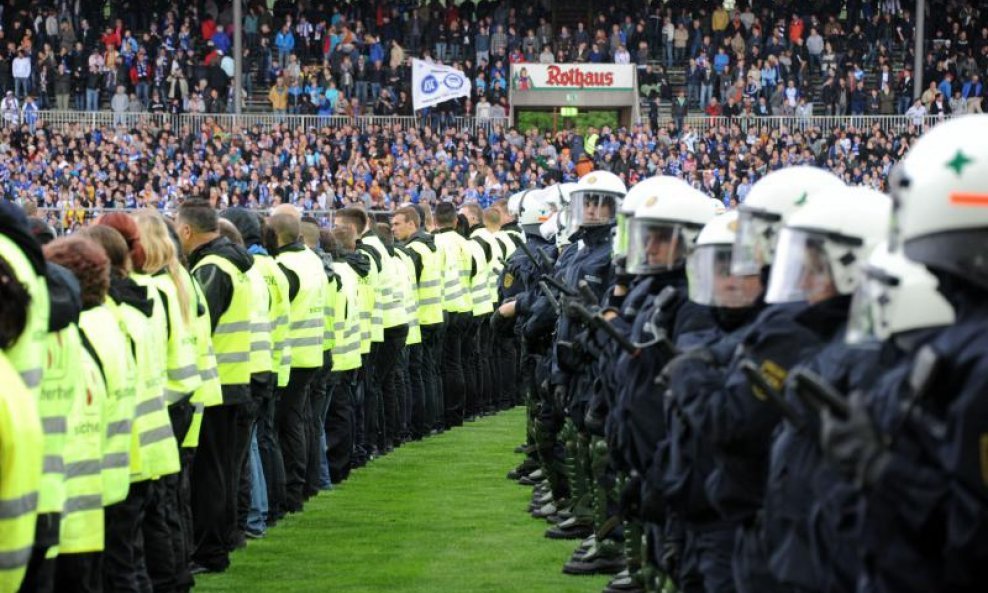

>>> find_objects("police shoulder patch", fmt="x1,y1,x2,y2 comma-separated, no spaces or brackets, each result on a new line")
751,359,787,401
503,273,514,288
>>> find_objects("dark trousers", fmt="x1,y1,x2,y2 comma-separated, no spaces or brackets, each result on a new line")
145,401,194,593
368,325,408,450
478,316,495,412
104,480,152,593
305,359,333,497
276,367,317,513
463,316,482,417
325,371,354,483
255,389,285,525
53,552,102,593
441,313,468,427
393,346,412,446
419,324,442,432
353,361,368,463
363,344,381,453
407,342,427,437
191,401,243,571
18,513,59,593
495,333,518,408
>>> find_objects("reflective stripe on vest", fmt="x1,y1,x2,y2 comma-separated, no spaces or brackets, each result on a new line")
80,304,137,506
58,347,105,554
34,325,81,515
246,265,274,375
194,255,254,385
111,287,180,481
407,240,444,326
0,352,44,587
276,248,328,369
331,263,363,372
0,235,49,396
141,272,202,401
434,231,472,313
187,274,223,412
252,254,293,387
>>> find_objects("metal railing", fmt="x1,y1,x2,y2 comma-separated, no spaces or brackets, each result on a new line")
34,206,402,236
8,109,948,139
7,111,511,136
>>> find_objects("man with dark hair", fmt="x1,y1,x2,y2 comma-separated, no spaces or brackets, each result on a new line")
393,205,444,436
459,202,498,418
433,201,472,427
174,199,256,574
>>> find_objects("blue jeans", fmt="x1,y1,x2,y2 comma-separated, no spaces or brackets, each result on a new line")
14,77,30,98
136,81,149,107
355,81,369,103
897,95,911,115
246,427,268,534
700,84,713,108
665,41,673,68
86,88,100,111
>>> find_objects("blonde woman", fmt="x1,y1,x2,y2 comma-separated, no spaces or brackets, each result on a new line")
132,209,206,590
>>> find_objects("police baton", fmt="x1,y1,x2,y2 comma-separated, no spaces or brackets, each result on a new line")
539,280,561,314
790,368,850,419
542,274,578,297
517,239,550,274
740,360,806,429
577,279,599,306
566,300,640,357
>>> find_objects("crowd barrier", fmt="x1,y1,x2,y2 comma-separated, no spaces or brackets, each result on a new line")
35,207,398,236
5,111,946,137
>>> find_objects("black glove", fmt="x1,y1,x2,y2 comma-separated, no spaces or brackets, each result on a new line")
553,384,568,412
614,256,634,288
489,308,514,335
656,348,715,393
820,390,890,489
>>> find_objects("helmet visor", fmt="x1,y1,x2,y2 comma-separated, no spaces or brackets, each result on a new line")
614,211,630,259
688,244,764,308
626,219,691,274
731,208,780,276
765,228,838,304
845,266,889,344
569,191,619,228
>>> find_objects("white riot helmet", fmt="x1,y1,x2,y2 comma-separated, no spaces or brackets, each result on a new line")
518,187,554,233
688,211,764,308
732,167,846,275
888,115,988,291
507,190,528,218
568,170,627,229
540,211,560,243
846,242,955,344
709,198,727,215
615,176,692,260
627,185,717,274
766,187,892,304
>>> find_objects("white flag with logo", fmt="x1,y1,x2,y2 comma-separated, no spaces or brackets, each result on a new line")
411,59,471,111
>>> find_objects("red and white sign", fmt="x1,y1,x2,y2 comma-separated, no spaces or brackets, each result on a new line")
510,64,635,92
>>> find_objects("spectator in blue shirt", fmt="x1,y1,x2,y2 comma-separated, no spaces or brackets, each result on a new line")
275,24,295,69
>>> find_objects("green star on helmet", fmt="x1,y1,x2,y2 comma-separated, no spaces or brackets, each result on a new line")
946,150,974,177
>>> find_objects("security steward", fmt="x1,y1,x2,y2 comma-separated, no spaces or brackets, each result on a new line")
270,207,327,515
459,202,496,419
433,202,473,428
175,199,255,575
392,206,445,438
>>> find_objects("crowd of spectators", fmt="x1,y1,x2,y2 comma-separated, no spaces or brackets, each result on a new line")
3,112,923,234
0,0,981,121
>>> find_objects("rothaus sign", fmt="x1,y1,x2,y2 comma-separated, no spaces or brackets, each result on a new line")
510,64,635,92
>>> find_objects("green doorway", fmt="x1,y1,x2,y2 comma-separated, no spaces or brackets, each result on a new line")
516,109,620,135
